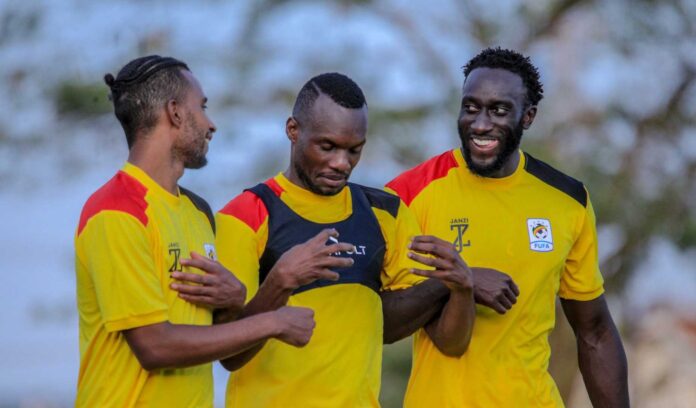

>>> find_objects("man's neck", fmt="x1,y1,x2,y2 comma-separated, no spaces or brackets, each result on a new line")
492,149,520,178
128,140,183,195
283,167,308,192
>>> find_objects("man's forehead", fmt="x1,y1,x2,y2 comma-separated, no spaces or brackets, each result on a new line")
462,67,526,100
182,70,205,98
308,93,367,126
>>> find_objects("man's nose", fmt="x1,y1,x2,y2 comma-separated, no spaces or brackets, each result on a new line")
329,151,351,173
470,112,493,134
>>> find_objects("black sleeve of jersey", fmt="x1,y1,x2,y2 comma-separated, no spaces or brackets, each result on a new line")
358,184,401,218
179,186,216,233
524,152,588,207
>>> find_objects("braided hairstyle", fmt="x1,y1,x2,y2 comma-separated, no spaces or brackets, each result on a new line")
104,55,190,147
463,47,544,106
292,72,366,125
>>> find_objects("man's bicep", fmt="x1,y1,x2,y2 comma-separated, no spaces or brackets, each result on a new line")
80,212,168,331
378,201,426,291
215,212,266,302
561,295,612,335
559,197,604,301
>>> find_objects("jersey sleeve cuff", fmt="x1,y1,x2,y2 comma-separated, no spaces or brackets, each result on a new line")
558,286,605,301
381,276,426,291
103,309,169,332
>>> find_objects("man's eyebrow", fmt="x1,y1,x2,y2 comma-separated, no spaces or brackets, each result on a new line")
462,95,515,105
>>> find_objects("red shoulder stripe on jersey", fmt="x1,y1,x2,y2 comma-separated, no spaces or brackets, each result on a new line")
218,190,269,233
77,171,149,235
386,150,459,206
265,177,284,197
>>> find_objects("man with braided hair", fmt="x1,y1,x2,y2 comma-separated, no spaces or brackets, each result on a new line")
387,48,629,407
215,72,476,407
74,55,317,407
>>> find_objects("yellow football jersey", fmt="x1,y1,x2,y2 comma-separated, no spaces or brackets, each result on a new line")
216,173,424,407
387,148,604,408
74,162,216,407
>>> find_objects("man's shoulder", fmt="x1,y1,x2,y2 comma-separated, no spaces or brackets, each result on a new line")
77,171,149,235
179,186,216,233
522,152,588,208
217,179,277,233
386,149,459,205
352,183,401,218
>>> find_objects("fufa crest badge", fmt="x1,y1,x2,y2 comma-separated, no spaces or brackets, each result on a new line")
527,218,553,252
204,243,217,260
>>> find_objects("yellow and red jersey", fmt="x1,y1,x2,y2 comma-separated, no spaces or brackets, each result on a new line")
216,173,424,407
387,148,604,408
74,162,216,407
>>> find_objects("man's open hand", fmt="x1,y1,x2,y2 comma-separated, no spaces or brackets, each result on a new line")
170,251,246,312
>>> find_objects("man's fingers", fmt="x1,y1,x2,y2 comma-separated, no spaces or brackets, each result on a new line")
410,268,437,278
324,242,355,255
408,252,450,270
492,303,508,314
177,293,217,307
180,255,216,273
503,287,518,304
410,235,444,245
190,251,206,260
509,280,520,296
320,256,354,269
498,295,513,310
316,269,340,281
171,271,208,285
411,268,454,281
171,282,214,296
311,228,339,244
408,241,438,255
409,241,456,259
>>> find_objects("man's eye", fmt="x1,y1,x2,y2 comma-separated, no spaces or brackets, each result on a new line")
492,106,509,115
320,144,334,151
463,104,479,113
350,146,363,155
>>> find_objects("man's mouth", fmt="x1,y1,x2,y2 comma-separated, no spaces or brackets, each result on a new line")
470,137,499,153
318,174,348,187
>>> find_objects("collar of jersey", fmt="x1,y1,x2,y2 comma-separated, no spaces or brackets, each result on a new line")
273,172,353,224
453,148,526,188
122,162,181,206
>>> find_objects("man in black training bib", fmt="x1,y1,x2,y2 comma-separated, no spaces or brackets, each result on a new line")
214,73,476,407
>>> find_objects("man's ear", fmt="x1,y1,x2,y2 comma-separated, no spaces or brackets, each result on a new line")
166,99,183,128
286,116,299,143
521,105,537,130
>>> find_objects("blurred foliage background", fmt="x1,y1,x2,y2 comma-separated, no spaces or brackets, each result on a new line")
1,0,695,406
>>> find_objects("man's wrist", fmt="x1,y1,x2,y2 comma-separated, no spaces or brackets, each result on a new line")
257,310,285,339
267,265,297,291
450,285,474,296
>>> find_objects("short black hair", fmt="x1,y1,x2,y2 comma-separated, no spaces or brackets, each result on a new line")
463,47,544,106
292,72,366,123
104,55,190,148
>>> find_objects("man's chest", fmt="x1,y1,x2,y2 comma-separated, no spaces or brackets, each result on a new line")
148,203,216,321
414,184,580,287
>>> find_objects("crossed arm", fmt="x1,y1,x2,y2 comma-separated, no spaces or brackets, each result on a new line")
123,252,316,371
382,235,476,357
561,295,629,408
218,228,355,371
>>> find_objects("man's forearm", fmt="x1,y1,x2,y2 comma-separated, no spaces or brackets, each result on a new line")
220,278,294,371
124,312,280,371
424,287,474,356
577,321,629,407
381,279,449,344
213,307,241,324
